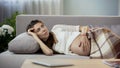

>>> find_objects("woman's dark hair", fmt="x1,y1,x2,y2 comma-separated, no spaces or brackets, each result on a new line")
26,20,43,31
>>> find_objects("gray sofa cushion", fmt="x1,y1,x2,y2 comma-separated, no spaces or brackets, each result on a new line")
103,25,120,36
92,25,120,36
8,32,39,53
111,25,120,36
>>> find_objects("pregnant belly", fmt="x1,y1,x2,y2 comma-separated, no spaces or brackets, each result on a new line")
70,34,90,56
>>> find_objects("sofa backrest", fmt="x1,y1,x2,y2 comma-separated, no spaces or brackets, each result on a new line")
16,15,120,35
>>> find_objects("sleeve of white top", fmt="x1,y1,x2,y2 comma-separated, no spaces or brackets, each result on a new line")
51,24,80,32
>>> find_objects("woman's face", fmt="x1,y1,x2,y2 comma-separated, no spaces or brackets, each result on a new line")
33,22,49,41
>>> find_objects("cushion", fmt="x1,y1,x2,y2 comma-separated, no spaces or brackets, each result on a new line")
111,25,120,36
8,32,40,53
102,25,120,36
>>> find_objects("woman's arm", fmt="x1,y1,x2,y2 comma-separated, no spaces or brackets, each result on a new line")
28,29,53,56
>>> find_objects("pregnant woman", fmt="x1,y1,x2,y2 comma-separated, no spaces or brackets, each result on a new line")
26,19,90,56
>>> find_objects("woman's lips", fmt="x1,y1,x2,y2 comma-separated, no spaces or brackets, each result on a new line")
44,31,48,35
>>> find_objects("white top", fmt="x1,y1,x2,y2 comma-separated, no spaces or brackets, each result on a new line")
51,24,81,55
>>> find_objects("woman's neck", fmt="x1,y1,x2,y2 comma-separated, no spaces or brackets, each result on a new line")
42,38,48,41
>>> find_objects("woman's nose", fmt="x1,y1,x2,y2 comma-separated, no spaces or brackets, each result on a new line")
41,28,46,32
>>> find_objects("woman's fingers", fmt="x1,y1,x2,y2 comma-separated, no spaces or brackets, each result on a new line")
81,26,89,33
27,28,36,36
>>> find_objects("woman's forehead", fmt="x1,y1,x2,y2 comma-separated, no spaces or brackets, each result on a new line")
34,23,43,27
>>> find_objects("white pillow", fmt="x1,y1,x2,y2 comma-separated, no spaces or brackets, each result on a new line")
8,32,40,53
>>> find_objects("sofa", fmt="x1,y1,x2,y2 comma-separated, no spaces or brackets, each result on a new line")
0,15,120,68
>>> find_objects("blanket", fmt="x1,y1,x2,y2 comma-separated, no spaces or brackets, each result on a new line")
90,28,120,59
52,25,120,59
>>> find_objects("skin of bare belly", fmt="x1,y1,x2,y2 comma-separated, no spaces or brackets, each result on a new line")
70,34,90,56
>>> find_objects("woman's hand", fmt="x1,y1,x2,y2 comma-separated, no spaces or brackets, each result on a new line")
81,26,89,34
27,28,37,36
